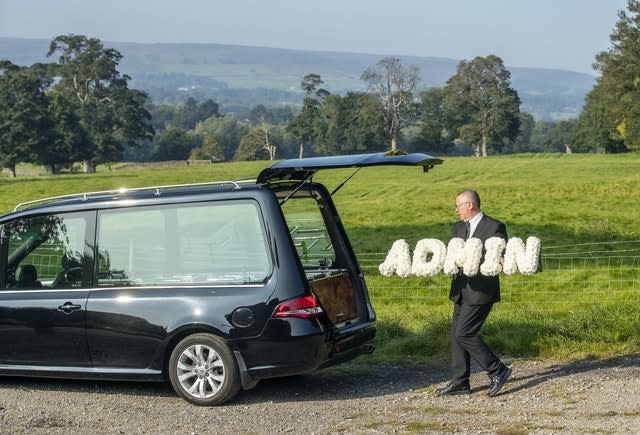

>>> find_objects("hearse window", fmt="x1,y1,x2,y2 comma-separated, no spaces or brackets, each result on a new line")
1,213,89,289
281,196,336,270
96,201,271,287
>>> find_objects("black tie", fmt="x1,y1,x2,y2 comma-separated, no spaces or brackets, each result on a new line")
464,222,470,240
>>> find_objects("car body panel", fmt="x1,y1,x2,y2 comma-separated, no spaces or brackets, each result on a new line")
0,289,91,366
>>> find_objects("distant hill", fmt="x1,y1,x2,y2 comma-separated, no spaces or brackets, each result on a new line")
0,37,596,120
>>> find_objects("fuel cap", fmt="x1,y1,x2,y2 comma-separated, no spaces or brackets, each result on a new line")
231,307,255,328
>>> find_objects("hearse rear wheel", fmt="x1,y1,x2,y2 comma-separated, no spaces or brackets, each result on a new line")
169,333,241,406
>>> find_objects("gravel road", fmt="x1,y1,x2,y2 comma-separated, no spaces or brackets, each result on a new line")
1,355,639,434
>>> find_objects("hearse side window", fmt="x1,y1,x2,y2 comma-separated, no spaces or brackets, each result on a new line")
96,201,271,287
1,213,89,289
281,197,336,270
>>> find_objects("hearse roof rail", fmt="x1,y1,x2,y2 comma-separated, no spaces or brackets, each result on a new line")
13,180,253,212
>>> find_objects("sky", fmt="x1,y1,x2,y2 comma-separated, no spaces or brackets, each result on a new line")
0,0,630,75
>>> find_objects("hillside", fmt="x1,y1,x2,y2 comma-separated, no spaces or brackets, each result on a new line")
0,37,596,120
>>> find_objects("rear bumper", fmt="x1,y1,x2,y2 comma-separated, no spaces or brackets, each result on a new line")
231,318,376,389
319,321,376,369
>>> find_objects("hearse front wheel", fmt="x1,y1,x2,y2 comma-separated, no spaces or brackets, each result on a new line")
169,333,241,406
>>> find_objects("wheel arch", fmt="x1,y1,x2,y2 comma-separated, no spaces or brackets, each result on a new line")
161,324,230,379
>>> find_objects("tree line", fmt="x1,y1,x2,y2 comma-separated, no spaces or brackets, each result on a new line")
1,2,638,176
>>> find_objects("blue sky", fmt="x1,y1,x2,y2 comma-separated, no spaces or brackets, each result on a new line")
0,0,630,75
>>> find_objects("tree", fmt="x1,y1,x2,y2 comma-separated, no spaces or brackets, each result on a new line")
194,114,250,161
361,57,421,151
413,87,454,154
574,0,640,152
287,73,329,158
189,134,224,161
0,61,55,177
574,89,625,152
245,103,295,126
545,120,578,153
173,97,220,129
313,94,348,155
443,55,521,156
151,126,197,161
47,34,154,172
314,92,389,155
234,124,278,161
510,112,536,152
342,92,390,152
148,104,179,131
526,119,579,153
39,89,86,173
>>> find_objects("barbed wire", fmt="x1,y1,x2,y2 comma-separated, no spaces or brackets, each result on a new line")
358,240,640,304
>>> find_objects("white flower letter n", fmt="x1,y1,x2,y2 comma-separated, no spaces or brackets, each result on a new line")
502,236,542,275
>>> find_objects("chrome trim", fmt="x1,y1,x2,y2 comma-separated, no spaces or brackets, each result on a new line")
0,283,266,294
13,180,255,212
0,364,162,376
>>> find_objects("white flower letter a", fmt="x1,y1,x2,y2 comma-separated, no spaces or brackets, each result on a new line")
378,239,412,277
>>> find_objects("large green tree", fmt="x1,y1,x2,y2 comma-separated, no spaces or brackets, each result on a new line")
39,88,86,173
47,34,154,172
287,73,329,158
413,87,454,154
361,57,420,151
574,87,624,152
443,55,521,156
574,0,640,152
0,61,55,177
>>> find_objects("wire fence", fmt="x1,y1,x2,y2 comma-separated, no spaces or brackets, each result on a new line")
358,240,640,305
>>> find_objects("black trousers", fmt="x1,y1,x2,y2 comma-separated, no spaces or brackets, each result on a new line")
450,302,502,384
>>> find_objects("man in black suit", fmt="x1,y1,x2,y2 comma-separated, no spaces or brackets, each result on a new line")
436,189,512,397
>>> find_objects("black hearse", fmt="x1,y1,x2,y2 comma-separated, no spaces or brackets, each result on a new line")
0,152,441,405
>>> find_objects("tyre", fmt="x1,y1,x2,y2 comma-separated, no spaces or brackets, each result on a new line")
168,333,241,406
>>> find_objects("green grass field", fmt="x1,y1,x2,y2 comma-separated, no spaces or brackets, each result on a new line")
1,153,639,363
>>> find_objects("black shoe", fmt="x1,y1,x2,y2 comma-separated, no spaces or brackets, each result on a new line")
488,365,512,397
435,382,471,396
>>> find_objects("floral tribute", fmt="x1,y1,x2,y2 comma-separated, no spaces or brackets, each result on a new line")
379,236,541,277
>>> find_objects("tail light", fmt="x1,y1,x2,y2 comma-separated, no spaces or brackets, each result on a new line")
273,295,324,319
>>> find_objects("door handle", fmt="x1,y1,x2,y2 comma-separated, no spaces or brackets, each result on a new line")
58,302,82,314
